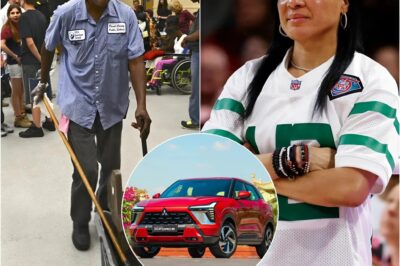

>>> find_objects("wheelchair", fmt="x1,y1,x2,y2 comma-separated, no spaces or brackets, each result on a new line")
145,53,192,96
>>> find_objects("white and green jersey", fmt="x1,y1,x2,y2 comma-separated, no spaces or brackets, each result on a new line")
203,51,399,266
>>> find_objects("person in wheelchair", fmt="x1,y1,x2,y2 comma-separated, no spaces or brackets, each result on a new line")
146,16,188,92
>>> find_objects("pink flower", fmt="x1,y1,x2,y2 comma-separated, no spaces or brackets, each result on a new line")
123,187,137,201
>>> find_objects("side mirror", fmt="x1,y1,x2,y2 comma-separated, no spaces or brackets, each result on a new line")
237,191,251,199
152,193,161,199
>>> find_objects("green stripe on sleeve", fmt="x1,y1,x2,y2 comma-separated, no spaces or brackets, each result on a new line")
245,126,260,154
203,129,243,144
339,134,395,170
349,101,399,134
213,98,245,116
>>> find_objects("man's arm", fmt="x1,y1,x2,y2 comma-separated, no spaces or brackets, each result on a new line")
30,43,55,104
26,37,41,63
128,56,151,139
181,30,199,47
40,43,55,84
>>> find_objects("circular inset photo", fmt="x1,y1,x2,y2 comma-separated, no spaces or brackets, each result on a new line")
121,133,278,265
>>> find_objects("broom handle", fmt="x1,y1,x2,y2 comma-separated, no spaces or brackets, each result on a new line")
42,97,129,265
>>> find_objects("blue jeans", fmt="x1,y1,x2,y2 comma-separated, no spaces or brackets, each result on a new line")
189,51,199,125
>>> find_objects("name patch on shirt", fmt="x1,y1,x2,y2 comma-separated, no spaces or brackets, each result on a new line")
68,30,85,41
329,74,363,100
108,23,126,34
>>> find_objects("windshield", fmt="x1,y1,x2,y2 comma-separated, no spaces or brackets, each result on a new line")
160,179,232,198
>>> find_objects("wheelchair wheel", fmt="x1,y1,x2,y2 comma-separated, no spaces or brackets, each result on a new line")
171,58,192,94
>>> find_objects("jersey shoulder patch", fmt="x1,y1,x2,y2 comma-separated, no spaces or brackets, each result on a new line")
329,74,364,100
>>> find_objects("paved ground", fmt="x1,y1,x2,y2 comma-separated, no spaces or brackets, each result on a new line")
1,63,195,266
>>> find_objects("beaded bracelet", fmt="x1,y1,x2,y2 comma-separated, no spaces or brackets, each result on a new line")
272,144,310,179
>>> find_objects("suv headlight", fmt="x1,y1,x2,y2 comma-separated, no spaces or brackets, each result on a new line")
131,205,144,225
189,202,217,224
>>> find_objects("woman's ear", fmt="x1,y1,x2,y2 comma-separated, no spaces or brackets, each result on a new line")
341,0,350,13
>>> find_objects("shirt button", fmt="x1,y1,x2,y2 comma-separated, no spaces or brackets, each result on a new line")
95,71,99,74
96,100,99,104
95,55,98,58
95,86,99,89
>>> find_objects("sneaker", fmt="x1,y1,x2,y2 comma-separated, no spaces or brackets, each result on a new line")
1,129,7,137
1,123,14,133
19,124,44,138
72,224,90,251
181,120,199,130
14,115,32,128
42,117,55,131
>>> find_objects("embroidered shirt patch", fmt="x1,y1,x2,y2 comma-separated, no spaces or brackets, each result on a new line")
290,80,302,91
330,74,363,100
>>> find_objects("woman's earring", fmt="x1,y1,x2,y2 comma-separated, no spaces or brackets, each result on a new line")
279,25,288,37
340,12,348,29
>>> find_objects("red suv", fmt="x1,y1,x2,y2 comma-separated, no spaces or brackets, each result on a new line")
129,177,275,259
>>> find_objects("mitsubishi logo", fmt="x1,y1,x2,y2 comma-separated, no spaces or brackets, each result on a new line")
161,208,168,216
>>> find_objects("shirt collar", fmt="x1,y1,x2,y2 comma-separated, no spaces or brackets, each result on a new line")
75,0,118,21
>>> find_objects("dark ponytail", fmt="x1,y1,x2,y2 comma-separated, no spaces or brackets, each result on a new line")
244,0,363,118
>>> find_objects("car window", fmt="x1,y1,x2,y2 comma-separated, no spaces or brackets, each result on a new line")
245,184,260,201
233,181,247,198
160,179,231,198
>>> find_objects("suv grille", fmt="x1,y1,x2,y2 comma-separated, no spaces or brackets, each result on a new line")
140,212,195,225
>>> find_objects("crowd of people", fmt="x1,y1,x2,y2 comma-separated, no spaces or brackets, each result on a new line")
1,0,59,138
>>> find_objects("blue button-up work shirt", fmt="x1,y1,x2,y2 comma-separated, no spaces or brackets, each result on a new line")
45,0,144,129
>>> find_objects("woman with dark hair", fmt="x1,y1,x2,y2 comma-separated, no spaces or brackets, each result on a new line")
156,0,171,32
203,0,399,264
1,4,31,128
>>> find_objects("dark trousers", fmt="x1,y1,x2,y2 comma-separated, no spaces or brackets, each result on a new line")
68,114,122,225
189,51,199,124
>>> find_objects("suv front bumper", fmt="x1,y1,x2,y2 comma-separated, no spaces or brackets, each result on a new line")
130,224,219,247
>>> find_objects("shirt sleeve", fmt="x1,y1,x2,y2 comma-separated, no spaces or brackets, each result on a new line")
335,65,399,194
127,9,145,60
201,60,260,144
44,9,62,51
1,26,12,40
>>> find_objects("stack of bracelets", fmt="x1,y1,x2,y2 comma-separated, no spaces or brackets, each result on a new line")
272,144,310,180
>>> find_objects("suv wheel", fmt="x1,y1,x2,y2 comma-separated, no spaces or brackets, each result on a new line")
256,223,274,258
133,247,161,258
188,247,206,258
210,222,237,258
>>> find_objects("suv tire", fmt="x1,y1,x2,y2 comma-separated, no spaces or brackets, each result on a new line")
133,247,161,258
256,223,274,258
210,222,237,258
188,247,206,258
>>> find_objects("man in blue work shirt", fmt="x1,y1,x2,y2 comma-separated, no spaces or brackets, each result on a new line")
32,0,151,251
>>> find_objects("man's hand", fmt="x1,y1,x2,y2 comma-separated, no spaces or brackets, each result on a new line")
131,107,151,140
31,82,47,105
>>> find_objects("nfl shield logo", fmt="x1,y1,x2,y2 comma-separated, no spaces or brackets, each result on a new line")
290,80,301,90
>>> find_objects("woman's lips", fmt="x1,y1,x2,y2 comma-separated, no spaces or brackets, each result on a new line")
287,14,308,23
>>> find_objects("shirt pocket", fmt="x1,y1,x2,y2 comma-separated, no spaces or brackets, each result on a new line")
106,33,128,59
